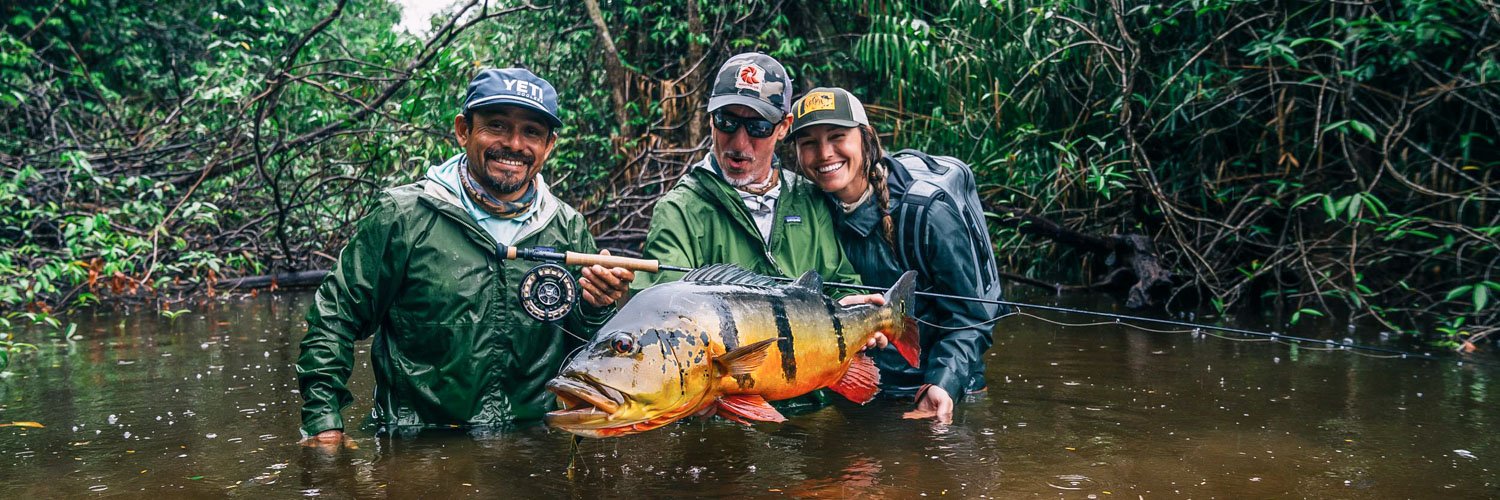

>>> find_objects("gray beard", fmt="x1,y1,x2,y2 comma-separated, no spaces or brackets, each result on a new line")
725,167,773,189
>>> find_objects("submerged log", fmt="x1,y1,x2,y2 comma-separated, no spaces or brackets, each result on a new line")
216,270,330,290
990,204,1172,308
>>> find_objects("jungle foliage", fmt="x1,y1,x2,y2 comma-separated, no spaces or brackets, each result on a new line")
1,0,1496,359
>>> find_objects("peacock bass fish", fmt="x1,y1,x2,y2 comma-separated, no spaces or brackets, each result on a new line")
545,264,919,438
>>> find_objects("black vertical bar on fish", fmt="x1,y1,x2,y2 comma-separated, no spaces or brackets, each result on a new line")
714,300,741,351
768,295,797,382
821,295,847,362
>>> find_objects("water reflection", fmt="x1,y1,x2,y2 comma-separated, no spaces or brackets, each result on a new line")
0,291,1495,497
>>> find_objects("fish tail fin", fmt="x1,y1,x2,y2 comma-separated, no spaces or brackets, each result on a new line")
885,271,920,368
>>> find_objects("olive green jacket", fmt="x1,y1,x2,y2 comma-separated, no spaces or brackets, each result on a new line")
635,157,863,294
634,156,863,411
296,172,611,438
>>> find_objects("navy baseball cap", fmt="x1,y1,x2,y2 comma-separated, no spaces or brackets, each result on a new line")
707,52,792,122
463,68,563,128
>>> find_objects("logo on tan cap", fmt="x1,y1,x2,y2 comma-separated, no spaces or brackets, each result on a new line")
797,91,836,117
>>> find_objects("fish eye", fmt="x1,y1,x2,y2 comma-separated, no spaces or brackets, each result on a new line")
611,337,634,354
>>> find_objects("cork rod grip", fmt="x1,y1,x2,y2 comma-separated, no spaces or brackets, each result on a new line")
564,251,661,273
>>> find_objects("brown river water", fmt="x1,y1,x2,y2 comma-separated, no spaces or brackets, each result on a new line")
0,290,1494,498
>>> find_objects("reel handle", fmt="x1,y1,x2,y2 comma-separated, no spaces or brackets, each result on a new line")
565,252,659,273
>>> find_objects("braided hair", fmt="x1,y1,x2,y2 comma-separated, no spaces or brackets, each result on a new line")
857,124,895,246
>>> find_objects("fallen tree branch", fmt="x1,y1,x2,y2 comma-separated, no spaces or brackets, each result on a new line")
990,203,1174,307
216,270,331,290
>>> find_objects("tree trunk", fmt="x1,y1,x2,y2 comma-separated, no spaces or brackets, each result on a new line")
686,0,707,146
581,0,632,137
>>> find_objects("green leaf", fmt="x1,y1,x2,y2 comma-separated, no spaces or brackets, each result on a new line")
1446,285,1473,301
1476,286,1489,312
1347,120,1377,142
1320,120,1349,133
1292,193,1323,208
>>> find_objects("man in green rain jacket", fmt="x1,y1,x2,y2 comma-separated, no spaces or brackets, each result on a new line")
635,53,865,293
635,54,880,412
297,68,634,443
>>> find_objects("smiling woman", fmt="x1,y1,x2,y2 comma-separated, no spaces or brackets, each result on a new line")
788,87,1006,424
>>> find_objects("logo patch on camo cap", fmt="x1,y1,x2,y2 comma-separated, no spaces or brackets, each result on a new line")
736,64,765,92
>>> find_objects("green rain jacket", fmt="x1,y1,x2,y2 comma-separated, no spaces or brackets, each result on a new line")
634,156,863,293
635,156,864,411
296,158,612,438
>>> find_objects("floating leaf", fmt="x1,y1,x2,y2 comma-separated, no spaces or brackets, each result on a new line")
1,421,44,428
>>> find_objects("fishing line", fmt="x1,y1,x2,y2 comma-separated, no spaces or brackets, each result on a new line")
839,280,1492,367
815,281,1487,367
994,311,1197,335
497,247,1493,368
971,308,1484,366
555,343,587,378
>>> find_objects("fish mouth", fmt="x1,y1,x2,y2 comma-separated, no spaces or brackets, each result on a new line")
544,377,625,428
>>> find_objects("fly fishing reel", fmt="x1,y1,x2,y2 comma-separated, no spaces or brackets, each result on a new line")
518,263,578,322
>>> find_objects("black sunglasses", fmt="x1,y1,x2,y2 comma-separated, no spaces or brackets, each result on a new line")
711,111,777,139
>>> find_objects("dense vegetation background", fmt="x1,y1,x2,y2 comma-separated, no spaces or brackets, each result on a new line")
2,0,1496,360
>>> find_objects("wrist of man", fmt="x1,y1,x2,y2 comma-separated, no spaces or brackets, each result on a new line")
578,300,616,322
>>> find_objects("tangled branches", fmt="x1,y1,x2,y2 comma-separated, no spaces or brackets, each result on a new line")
0,0,544,313
969,0,1500,344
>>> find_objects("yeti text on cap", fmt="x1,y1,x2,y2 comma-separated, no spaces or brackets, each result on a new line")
503,78,545,105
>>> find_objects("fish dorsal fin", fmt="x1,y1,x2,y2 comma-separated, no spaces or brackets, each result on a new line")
714,338,777,376
681,264,780,288
790,269,823,290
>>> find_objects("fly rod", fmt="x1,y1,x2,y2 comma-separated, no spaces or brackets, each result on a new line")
498,245,1493,367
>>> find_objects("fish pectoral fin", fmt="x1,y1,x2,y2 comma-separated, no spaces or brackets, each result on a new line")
713,338,778,376
716,395,787,423
829,352,882,404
